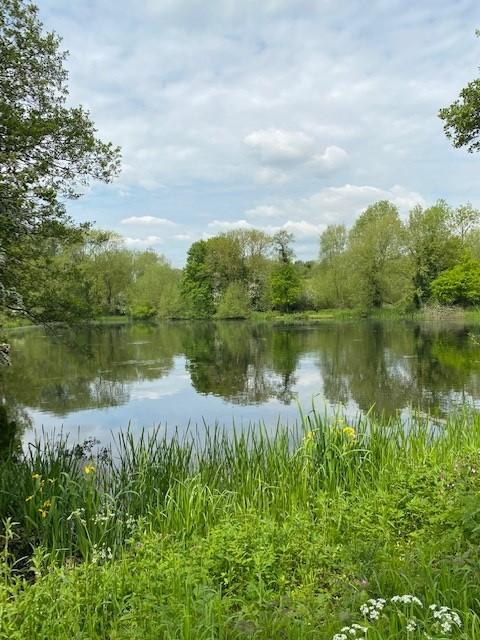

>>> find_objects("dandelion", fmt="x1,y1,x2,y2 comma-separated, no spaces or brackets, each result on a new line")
83,464,95,475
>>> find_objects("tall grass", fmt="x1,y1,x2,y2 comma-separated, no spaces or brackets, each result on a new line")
1,409,480,638
0,409,475,562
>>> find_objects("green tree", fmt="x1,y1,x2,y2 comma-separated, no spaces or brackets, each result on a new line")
439,30,480,152
450,203,480,245
89,238,133,315
226,229,272,310
315,224,349,307
216,281,251,319
347,201,406,309
181,240,214,316
127,252,181,319
269,232,300,311
272,230,295,264
407,201,461,307
204,234,246,302
431,254,480,306
0,0,120,325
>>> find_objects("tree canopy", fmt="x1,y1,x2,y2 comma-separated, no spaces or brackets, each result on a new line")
0,0,120,324
439,30,480,152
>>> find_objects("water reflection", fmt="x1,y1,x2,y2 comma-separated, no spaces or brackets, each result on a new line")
1,319,480,448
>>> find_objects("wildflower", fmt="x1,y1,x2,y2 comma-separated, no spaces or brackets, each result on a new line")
430,604,461,633
37,508,48,519
342,426,356,439
360,598,386,621
25,495,34,502
333,624,367,640
406,618,417,632
91,543,113,564
304,430,315,443
83,464,95,475
31,473,41,480
42,499,51,508
391,594,423,607
47,478,56,484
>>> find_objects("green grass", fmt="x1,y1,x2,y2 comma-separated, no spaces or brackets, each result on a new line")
1,410,480,638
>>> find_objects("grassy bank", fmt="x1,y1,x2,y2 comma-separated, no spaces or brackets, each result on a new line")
0,411,480,638
4,305,480,332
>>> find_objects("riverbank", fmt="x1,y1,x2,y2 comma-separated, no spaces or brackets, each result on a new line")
1,411,479,638
4,305,480,331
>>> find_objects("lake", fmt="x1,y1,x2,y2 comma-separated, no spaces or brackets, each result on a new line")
2,319,480,448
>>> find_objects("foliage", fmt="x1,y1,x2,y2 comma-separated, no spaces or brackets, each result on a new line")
407,201,462,307
431,254,480,306
270,262,301,311
347,201,406,309
0,0,120,325
127,252,181,319
215,281,251,318
439,30,480,153
1,412,480,637
181,240,215,317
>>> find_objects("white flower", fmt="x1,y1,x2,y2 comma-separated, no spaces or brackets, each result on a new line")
391,594,423,607
406,618,417,632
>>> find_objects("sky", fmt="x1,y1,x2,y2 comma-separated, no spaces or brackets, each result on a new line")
36,0,480,266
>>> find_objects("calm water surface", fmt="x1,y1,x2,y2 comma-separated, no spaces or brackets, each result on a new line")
2,319,480,447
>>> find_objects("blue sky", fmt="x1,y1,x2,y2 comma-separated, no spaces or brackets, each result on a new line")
37,0,480,266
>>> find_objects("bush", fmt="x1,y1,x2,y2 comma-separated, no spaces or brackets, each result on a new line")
216,282,251,318
431,255,480,305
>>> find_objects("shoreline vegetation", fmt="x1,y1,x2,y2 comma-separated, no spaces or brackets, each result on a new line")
1,410,480,638
4,305,480,332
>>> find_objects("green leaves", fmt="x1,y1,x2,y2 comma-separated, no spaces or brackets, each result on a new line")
0,0,120,326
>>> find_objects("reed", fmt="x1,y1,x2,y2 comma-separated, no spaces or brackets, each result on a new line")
0,409,479,638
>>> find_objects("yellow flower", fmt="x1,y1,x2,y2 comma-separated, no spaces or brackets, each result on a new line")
32,473,41,480
43,499,51,508
25,495,34,502
342,426,356,439
304,430,315,443
38,508,48,519
83,464,95,475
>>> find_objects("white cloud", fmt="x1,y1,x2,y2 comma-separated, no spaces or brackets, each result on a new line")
234,183,425,243
254,167,289,184
244,128,313,164
207,219,254,232
123,235,164,247
120,216,176,226
246,205,282,218
310,145,348,170
38,0,480,266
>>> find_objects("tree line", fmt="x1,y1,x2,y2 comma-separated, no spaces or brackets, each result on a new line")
4,197,480,324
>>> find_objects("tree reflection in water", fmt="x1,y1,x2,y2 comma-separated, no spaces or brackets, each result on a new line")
2,319,480,447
